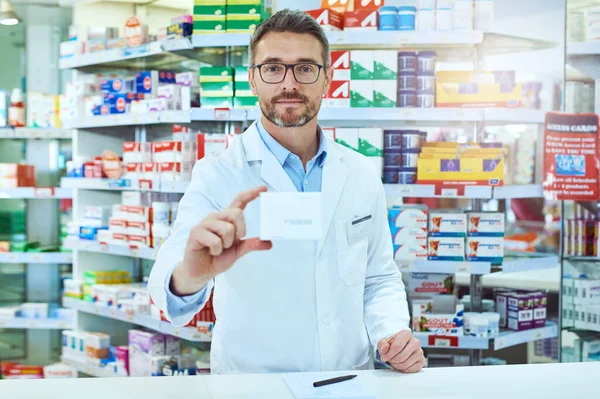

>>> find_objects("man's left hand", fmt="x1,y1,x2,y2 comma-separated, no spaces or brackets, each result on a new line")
377,330,425,373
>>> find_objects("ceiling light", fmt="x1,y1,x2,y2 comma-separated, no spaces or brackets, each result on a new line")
0,0,21,26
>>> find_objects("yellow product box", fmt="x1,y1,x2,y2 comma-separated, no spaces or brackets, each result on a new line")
193,14,227,22
436,82,522,108
417,155,504,186
194,0,226,5
436,71,516,84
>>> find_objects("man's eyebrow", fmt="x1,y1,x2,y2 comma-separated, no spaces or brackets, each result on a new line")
258,57,320,64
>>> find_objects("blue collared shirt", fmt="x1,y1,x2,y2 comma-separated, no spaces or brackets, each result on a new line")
164,120,328,318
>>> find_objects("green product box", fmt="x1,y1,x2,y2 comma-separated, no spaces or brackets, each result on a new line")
200,97,234,108
350,50,374,80
193,14,227,21
226,19,260,32
373,51,398,80
84,270,107,286
358,128,384,157
194,0,226,5
226,5,262,17
226,0,261,5
234,66,250,82
11,241,39,252
193,20,226,33
234,81,254,97
201,81,234,97
335,128,359,152
199,66,234,82
234,96,259,108
350,80,373,108
193,5,227,16
373,80,397,108
226,14,262,21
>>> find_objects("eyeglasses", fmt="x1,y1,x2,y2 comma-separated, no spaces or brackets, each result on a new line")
250,63,324,84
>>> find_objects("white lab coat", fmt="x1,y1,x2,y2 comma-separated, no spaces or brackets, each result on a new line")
148,121,410,374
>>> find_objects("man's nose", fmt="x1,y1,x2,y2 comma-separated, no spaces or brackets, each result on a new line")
281,66,299,91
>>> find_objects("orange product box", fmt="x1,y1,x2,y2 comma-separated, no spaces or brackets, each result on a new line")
85,346,110,359
321,0,354,13
0,164,35,187
128,234,151,248
344,10,378,30
305,8,344,31
196,133,227,161
120,205,153,222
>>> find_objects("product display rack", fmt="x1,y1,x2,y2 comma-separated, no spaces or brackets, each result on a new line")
0,187,73,199
0,252,73,264
57,9,563,371
0,318,75,330
0,128,72,140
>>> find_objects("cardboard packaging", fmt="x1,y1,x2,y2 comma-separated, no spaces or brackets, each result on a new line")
408,273,454,295
393,242,428,262
373,80,398,107
197,133,227,160
412,301,465,336
344,10,378,30
373,51,399,80
466,236,504,265
350,80,373,108
305,8,344,31
350,50,374,80
335,128,359,151
467,212,505,237
358,128,383,157
388,206,429,228
330,50,351,81
326,80,350,108
199,66,234,83
429,212,467,237
128,330,165,377
427,237,466,261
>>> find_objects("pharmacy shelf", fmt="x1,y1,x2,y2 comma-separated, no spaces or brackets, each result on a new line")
0,187,73,199
192,33,253,48
190,107,254,122
0,318,75,330
483,109,546,125
397,260,491,275
567,42,600,80
564,256,600,262
59,39,193,70
63,297,211,342
500,255,559,273
61,356,123,378
567,41,600,56
456,267,560,292
62,110,191,129
384,184,545,199
64,238,157,261
0,127,71,139
0,252,73,264
415,323,558,350
61,177,188,194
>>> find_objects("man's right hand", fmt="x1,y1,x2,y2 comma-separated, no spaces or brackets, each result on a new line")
170,185,272,296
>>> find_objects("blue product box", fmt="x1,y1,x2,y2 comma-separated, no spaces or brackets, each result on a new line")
159,70,177,84
136,71,159,94
104,94,128,114
79,226,107,240
101,78,135,94
167,22,193,39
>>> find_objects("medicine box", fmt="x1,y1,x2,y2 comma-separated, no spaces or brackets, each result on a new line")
350,80,373,108
408,273,453,295
200,97,233,108
304,9,344,31
326,80,350,108
373,51,398,80
466,236,504,265
373,80,398,108
335,128,359,152
417,156,504,186
412,303,464,336
507,308,534,331
390,226,428,245
358,128,383,157
467,212,505,237
193,19,226,34
197,133,227,160
427,237,466,261
226,19,260,33
234,81,254,97
393,242,427,262
330,51,350,81
350,50,374,80
388,206,428,228
233,96,259,108
429,212,467,237
200,82,234,97
344,10,378,31
128,330,165,377
199,67,233,83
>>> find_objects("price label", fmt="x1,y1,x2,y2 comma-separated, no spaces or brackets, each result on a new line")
397,261,413,271
31,254,44,263
7,253,18,262
139,179,153,190
214,108,231,120
532,330,544,340
99,242,109,253
433,338,451,347
456,263,472,274
399,185,413,195
130,246,140,257
440,188,459,197
400,109,415,118
34,187,55,198
29,321,39,328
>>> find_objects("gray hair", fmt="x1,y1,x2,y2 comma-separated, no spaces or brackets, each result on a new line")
249,9,330,67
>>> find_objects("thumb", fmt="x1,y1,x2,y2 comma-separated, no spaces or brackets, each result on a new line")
378,335,395,355
236,237,273,258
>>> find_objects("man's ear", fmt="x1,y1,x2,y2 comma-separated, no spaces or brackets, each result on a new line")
322,65,333,97
250,68,258,96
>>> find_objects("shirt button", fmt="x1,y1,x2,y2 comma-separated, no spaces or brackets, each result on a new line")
304,180,308,185
324,317,331,326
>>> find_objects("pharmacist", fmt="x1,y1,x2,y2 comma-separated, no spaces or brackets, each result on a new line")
149,9,424,375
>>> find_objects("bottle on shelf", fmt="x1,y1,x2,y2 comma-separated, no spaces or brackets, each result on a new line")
8,88,25,127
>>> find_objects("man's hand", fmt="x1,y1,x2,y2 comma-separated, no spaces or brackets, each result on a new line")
171,185,273,296
377,330,425,373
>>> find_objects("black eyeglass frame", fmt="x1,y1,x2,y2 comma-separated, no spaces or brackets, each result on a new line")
249,63,325,84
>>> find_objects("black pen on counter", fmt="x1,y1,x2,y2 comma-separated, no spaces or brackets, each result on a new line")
313,374,357,388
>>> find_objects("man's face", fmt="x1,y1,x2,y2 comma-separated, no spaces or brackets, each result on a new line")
250,31,332,128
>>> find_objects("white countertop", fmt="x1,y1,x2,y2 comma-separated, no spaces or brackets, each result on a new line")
1,363,598,399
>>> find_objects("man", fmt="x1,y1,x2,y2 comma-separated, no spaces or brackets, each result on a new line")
149,9,425,375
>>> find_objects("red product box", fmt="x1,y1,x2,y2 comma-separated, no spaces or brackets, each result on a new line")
93,157,104,178
124,163,142,180
1,363,44,380
330,50,350,81
128,234,151,248
159,162,192,181
305,9,344,31
344,10,378,29
84,162,95,178
126,221,152,236
325,80,350,108
142,162,158,180
197,133,227,161
321,0,353,13
354,0,384,10
123,142,152,164
120,205,153,222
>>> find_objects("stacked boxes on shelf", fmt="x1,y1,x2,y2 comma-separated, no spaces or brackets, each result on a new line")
26,92,62,128
388,205,428,263
382,130,426,184
496,290,548,331
436,71,521,108
233,66,258,108
563,276,600,332
333,127,384,174
427,210,467,262
193,0,271,34
199,66,234,108
0,164,36,188
565,81,596,114
397,51,436,108
412,295,465,336
0,304,73,321
466,212,505,265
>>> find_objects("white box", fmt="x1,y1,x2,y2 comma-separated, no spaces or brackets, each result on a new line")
585,7,600,41
350,80,374,107
373,51,398,79
0,306,20,318
109,218,127,234
358,128,383,156
390,226,428,245
126,221,152,236
429,212,467,237
466,236,504,264
335,128,359,152
157,85,190,111
583,340,600,361
408,273,453,295
154,141,195,163
158,162,193,182
20,303,48,319
427,237,466,261
83,206,111,225
350,50,374,80
453,0,474,30
388,206,428,228
393,242,427,262
467,212,505,236
122,191,143,206
259,193,323,240
373,80,397,108
131,100,149,114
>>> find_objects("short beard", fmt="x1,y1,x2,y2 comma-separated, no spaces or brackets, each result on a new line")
260,92,319,128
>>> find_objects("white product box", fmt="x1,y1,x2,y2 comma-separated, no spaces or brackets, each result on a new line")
427,237,466,261
109,218,127,234
83,206,111,225
128,234,151,248
408,273,453,294
390,226,428,245
417,8,435,31
126,221,152,236
157,85,190,110
92,286,132,308
358,128,383,156
148,98,168,112
583,340,600,361
335,128,359,152
108,233,128,246
142,162,158,180
44,363,77,379
350,80,374,107
575,305,587,330
466,236,504,264
467,212,505,236
0,90,7,127
373,80,397,108
585,7,600,41
325,80,350,108
429,212,467,237
373,51,398,79
474,0,494,31
154,141,195,163
124,163,142,180
388,206,428,228
123,142,152,164
132,287,151,314
259,192,323,240
330,50,350,81
350,50,374,79
453,0,474,30
393,242,428,262
176,72,198,87
120,205,152,222
0,306,20,318
196,133,227,160
131,100,149,114
158,162,193,182
96,229,113,244
122,191,143,206
568,11,585,42
20,303,48,319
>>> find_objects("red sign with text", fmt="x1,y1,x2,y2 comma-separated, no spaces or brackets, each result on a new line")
543,112,600,201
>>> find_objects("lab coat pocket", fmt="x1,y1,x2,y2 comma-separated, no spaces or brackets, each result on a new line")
335,220,368,286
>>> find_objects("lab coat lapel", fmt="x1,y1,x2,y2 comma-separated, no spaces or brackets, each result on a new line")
242,122,296,193
317,143,348,255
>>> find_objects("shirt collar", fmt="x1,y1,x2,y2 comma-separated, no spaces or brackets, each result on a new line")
256,118,327,167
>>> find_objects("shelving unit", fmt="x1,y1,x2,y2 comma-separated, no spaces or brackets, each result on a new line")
63,297,211,342
61,177,187,194
0,318,75,330
61,111,191,129
0,252,73,264
0,128,72,140
61,356,123,378
64,238,156,261
415,323,558,350
385,184,545,200
0,187,73,199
